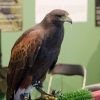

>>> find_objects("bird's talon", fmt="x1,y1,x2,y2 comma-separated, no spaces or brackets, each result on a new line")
51,90,62,97
39,94,57,100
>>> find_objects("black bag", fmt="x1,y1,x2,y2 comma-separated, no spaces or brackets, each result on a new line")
0,67,7,94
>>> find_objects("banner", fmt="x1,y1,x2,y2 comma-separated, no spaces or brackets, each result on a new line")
95,0,100,26
0,0,22,31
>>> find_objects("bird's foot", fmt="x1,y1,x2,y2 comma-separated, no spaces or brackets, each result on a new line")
35,94,58,100
51,89,62,97
35,90,62,100
33,81,62,99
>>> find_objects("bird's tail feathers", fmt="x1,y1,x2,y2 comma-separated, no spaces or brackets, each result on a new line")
6,88,14,100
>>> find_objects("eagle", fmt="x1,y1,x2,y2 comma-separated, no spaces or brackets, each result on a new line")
7,9,72,100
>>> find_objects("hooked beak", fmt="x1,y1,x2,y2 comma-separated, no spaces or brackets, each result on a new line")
59,14,72,24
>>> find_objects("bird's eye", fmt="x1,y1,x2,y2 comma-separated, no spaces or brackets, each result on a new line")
57,15,61,17
55,15,61,18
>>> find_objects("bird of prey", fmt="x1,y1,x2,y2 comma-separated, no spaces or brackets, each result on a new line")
7,9,72,100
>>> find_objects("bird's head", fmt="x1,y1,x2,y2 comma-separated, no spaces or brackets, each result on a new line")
44,9,72,25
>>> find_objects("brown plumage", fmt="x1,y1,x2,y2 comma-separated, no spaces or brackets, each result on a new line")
7,9,72,100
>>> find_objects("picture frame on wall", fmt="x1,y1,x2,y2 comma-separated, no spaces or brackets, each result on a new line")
0,0,23,31
95,0,100,26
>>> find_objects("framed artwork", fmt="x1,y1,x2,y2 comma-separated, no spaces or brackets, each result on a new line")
0,0,22,31
95,0,100,26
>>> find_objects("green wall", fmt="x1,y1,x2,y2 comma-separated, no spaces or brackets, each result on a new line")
1,0,100,99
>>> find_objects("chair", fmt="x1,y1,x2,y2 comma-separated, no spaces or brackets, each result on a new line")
83,83,100,92
47,63,86,93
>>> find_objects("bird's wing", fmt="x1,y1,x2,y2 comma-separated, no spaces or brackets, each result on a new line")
48,57,58,73
48,49,60,73
7,30,43,99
